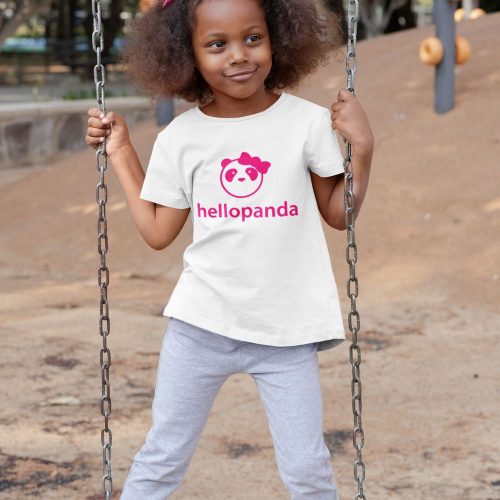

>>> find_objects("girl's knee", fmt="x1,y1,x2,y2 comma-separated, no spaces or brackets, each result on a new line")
276,445,340,497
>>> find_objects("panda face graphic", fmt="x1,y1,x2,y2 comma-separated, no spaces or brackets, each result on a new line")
220,152,271,199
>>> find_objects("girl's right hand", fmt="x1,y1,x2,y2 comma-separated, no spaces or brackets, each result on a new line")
86,108,132,159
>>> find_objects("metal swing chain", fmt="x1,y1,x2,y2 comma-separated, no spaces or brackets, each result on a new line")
343,0,366,498
91,0,113,498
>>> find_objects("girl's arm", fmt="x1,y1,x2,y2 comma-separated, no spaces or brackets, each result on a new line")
327,142,373,230
326,89,374,230
86,108,190,250
109,144,191,250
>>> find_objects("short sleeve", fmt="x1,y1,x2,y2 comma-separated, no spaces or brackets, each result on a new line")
140,133,190,209
305,108,345,178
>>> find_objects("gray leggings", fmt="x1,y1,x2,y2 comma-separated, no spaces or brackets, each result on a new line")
120,317,340,500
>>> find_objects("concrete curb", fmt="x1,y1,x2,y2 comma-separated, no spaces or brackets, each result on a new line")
0,97,156,168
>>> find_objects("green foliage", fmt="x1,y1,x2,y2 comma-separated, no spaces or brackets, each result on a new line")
14,17,46,38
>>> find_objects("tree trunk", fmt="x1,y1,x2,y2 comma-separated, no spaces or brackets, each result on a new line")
0,0,53,44
83,0,124,81
384,0,417,33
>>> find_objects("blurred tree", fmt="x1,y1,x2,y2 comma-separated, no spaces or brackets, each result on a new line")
357,0,416,37
384,0,417,33
81,0,124,78
322,0,416,40
4,0,498,81
42,0,125,77
0,0,52,44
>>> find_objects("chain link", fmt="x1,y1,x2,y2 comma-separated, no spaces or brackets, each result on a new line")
91,1,112,498
344,0,366,498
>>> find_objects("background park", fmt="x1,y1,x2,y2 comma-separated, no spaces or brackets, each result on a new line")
0,0,499,498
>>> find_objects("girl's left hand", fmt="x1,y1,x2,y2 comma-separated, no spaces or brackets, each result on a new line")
330,88,374,154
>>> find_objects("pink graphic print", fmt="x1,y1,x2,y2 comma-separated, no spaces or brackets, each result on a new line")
220,152,271,198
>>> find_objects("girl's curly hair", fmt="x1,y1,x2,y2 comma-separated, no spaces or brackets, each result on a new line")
120,0,346,106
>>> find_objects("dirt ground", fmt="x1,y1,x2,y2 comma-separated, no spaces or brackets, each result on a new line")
1,13,499,500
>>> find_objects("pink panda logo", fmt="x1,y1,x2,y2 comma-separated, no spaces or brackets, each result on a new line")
220,151,271,199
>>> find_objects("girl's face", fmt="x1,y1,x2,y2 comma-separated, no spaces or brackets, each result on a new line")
191,0,272,102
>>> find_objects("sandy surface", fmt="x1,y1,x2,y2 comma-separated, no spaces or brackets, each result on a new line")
1,13,499,500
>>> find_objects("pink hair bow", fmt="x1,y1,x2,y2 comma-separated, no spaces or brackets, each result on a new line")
163,0,174,6
238,152,271,174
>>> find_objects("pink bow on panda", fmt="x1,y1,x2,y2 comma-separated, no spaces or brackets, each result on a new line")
238,152,271,174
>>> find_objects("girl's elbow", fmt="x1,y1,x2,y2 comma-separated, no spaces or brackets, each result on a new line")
150,240,170,251
331,220,347,231
144,234,169,251
148,241,166,251
327,214,346,231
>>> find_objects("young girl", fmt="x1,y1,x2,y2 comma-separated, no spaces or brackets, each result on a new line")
86,0,373,498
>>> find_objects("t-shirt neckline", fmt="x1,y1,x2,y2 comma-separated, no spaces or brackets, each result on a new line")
194,92,288,122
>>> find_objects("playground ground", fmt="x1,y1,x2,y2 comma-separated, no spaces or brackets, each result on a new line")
0,13,499,500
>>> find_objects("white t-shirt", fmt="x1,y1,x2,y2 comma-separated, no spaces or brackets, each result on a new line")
140,91,346,351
